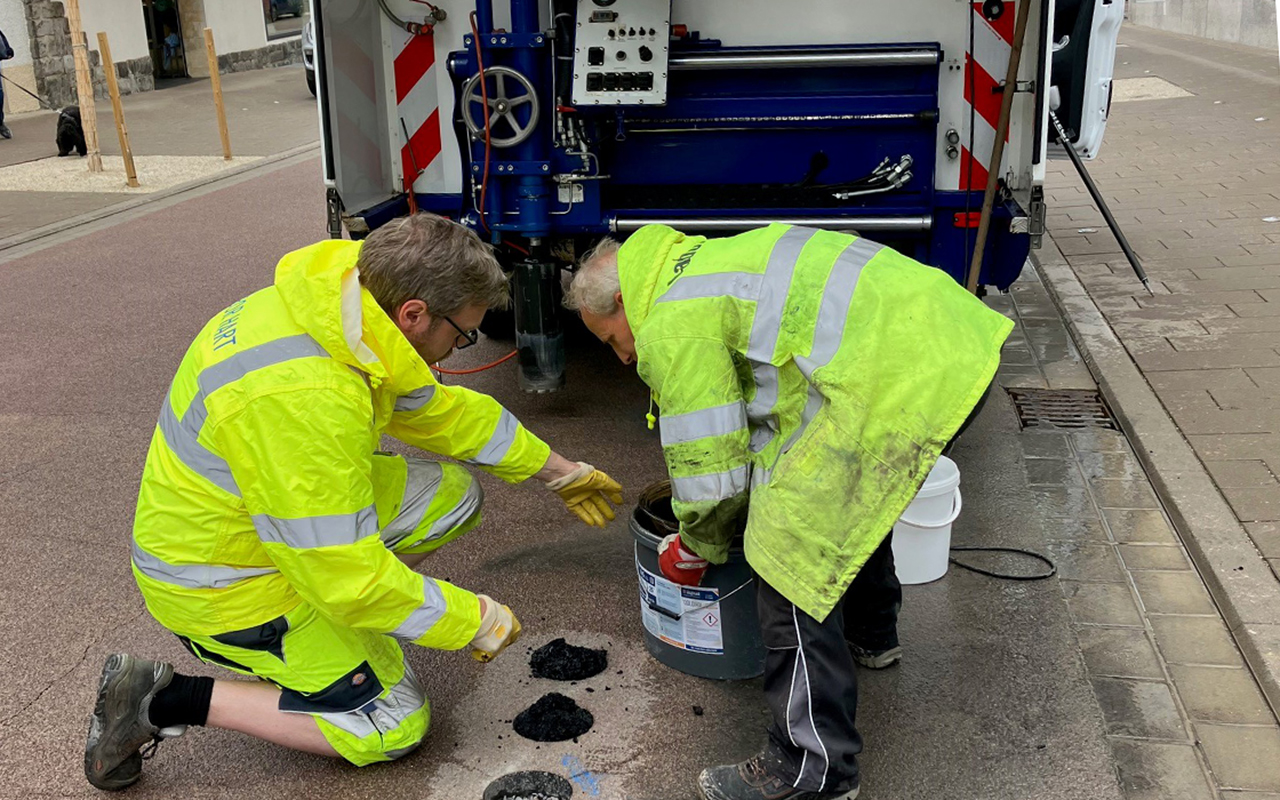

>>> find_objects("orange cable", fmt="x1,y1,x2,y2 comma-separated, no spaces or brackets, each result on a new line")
433,349,518,375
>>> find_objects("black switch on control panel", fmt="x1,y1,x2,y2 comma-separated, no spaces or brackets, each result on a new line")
588,47,605,66
638,46,652,62
615,50,626,61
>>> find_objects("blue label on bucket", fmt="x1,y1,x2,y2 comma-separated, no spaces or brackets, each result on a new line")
637,562,725,655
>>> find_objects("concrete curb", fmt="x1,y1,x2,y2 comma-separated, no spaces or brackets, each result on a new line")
0,142,321,256
1035,237,1280,718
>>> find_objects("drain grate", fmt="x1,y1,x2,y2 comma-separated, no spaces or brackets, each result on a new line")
1007,388,1117,431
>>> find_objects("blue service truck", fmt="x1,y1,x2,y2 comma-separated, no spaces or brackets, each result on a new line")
308,0,1122,390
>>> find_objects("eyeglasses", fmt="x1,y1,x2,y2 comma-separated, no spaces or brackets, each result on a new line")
444,315,479,350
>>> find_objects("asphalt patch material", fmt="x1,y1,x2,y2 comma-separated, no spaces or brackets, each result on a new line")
513,693,594,742
530,638,608,681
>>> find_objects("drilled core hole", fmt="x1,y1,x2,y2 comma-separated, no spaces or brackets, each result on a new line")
483,771,574,800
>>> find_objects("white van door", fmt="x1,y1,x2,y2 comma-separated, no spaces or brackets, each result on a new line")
1049,0,1123,158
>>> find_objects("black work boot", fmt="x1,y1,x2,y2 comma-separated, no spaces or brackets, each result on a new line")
85,654,184,790
697,748,860,800
848,641,902,669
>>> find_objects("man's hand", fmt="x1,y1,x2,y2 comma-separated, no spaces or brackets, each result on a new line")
470,595,522,662
545,462,624,527
657,533,709,586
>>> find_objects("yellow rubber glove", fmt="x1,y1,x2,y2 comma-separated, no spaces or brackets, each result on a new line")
470,595,522,662
545,462,625,528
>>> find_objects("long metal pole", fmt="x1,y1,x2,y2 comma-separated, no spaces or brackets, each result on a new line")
1050,110,1153,295
964,0,1033,294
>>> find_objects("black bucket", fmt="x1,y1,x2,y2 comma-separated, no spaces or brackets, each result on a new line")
630,482,764,680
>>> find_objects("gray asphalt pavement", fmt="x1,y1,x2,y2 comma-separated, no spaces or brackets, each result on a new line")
0,156,1128,799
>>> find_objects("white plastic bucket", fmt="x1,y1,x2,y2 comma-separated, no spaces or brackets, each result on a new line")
892,456,963,585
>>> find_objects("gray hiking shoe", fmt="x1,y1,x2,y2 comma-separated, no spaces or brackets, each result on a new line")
85,654,183,791
0,124,11,139
849,643,902,670
697,750,860,800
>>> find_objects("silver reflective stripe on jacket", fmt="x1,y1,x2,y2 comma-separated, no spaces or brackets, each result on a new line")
745,227,818,451
782,238,884,455
656,271,763,304
671,464,751,504
660,401,748,447
469,408,518,466
132,541,278,589
390,576,451,641
394,385,436,412
252,505,380,549
158,334,331,496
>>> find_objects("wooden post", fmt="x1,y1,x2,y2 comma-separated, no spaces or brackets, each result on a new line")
64,0,103,172
203,28,233,160
97,32,139,188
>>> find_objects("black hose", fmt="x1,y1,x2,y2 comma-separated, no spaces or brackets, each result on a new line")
948,546,1057,580
552,0,575,107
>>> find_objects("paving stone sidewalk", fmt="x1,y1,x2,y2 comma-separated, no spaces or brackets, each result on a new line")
0,65,319,242
1043,26,1280,586
990,267,1280,800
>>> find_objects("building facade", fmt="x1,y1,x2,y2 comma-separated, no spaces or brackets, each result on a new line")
0,0,305,115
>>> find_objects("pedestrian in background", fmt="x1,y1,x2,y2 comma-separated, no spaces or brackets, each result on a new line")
0,27,15,139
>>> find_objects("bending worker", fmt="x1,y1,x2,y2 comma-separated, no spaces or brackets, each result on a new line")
567,224,1011,800
85,213,623,790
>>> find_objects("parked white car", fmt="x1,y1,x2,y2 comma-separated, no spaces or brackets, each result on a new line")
302,18,316,96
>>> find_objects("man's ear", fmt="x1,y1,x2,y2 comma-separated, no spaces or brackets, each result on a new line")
396,298,430,330
613,291,625,310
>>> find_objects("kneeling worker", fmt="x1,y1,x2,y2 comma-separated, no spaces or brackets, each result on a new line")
567,224,1011,800
85,214,623,789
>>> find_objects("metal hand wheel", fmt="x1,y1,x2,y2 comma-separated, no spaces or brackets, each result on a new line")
461,66,540,148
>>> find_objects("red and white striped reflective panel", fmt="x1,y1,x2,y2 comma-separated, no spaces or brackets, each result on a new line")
394,30,442,193
962,0,1015,190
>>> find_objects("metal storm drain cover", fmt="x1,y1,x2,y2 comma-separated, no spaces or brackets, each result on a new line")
1007,388,1117,431
484,771,574,800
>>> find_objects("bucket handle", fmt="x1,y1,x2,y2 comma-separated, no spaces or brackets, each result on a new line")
897,487,962,529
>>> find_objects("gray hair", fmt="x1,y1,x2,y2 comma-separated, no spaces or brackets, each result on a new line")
565,237,622,315
357,213,509,317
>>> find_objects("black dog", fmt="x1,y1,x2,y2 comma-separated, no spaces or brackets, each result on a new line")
56,106,86,157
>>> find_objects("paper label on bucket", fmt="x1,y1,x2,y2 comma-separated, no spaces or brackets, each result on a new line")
637,562,724,655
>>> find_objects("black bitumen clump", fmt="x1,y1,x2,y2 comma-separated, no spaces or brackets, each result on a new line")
512,693,594,742
529,638,608,681
483,770,574,800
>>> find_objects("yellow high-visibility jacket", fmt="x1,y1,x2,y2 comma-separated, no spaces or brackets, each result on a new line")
620,224,1013,620
132,240,551,648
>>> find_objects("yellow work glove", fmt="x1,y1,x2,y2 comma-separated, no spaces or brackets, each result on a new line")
470,595,522,662
545,461,624,528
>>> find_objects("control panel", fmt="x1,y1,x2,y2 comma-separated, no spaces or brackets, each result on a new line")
570,0,671,106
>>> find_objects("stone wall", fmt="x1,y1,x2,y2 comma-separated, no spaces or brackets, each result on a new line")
115,54,155,95
22,0,107,109
1128,0,1279,51
216,37,302,75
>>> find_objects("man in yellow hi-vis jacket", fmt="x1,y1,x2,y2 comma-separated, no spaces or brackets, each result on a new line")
568,224,1011,800
84,214,623,790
